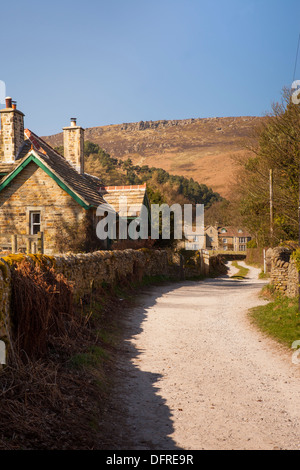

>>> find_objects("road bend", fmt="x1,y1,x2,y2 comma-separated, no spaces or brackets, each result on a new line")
102,262,300,450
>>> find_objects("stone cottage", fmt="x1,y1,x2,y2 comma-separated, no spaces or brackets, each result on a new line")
0,97,114,254
99,183,150,219
205,225,252,252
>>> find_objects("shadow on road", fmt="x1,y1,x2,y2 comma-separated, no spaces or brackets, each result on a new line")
99,269,265,450
99,283,185,450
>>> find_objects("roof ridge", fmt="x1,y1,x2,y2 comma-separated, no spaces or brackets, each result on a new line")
19,130,107,208
100,183,147,191
24,129,47,155
25,129,65,159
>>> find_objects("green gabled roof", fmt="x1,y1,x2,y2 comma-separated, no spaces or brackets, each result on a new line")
0,152,91,209
0,130,109,210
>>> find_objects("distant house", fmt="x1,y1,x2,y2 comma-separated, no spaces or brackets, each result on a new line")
0,97,115,254
205,225,252,252
205,225,220,250
183,225,206,251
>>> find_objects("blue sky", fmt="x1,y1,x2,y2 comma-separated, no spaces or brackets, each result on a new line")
0,0,299,136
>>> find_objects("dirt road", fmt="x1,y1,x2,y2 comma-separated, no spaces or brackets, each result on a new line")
102,262,300,450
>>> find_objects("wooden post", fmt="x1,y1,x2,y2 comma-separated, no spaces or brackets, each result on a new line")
37,232,44,254
298,163,300,312
11,234,17,254
270,168,274,242
179,254,184,280
26,238,31,254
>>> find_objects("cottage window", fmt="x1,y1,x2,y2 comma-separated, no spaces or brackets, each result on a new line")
30,211,41,235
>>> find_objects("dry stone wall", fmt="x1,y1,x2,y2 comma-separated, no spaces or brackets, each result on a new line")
269,247,299,297
0,248,226,358
53,249,172,299
287,259,299,298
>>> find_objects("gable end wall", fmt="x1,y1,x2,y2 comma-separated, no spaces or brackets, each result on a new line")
0,161,86,254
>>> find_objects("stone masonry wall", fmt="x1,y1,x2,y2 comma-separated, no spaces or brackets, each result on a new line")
287,259,299,298
270,247,291,294
0,109,24,162
0,161,87,254
53,249,171,299
269,247,299,297
63,125,84,174
0,248,226,357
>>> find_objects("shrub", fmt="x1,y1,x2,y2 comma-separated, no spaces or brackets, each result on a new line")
10,259,74,360
291,248,300,272
247,239,257,248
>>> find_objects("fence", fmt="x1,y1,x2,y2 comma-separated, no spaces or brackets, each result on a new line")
0,232,44,254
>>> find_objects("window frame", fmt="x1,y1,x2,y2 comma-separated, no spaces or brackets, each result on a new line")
30,210,41,235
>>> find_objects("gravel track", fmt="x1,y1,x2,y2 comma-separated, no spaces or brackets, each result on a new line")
105,262,300,450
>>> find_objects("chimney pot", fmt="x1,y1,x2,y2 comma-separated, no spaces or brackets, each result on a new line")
5,97,12,108
63,119,84,173
0,97,24,162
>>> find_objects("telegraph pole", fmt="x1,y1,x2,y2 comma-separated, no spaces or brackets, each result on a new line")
269,168,274,243
298,163,300,312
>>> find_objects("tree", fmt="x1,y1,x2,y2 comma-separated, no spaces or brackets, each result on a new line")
236,88,300,246
84,141,100,156
83,143,222,208
204,199,239,227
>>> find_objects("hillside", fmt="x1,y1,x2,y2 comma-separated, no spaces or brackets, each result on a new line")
44,116,263,199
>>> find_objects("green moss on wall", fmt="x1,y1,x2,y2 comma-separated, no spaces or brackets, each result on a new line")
291,249,300,272
1,253,55,269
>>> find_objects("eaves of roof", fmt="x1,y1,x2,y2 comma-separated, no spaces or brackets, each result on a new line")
0,150,97,210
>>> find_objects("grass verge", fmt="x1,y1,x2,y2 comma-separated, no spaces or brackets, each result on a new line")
231,261,250,279
249,285,300,348
258,270,270,279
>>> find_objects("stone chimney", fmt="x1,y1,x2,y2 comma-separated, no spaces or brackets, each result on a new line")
63,118,84,174
0,97,25,162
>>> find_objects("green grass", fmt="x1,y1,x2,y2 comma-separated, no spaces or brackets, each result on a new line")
258,270,270,279
69,345,110,370
231,261,250,279
249,289,300,348
96,328,118,347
